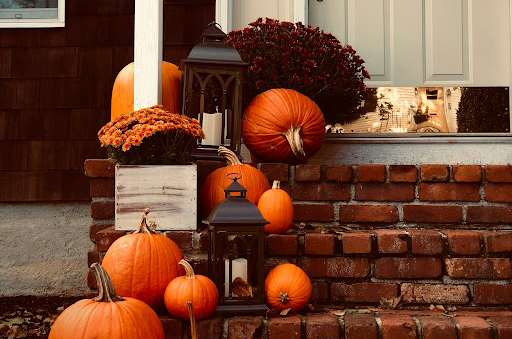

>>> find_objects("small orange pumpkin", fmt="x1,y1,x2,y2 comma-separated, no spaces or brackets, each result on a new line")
164,260,218,320
258,180,293,234
49,263,164,339
265,263,312,311
111,61,182,120
201,146,270,217
102,209,185,310
242,88,326,164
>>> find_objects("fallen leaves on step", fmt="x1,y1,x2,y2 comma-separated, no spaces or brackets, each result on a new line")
231,277,253,298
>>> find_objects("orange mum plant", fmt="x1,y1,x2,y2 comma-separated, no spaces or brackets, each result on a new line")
98,105,205,164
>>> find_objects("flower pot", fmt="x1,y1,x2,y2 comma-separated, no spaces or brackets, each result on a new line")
115,164,197,231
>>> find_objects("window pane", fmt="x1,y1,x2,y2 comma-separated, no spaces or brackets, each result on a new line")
0,0,57,9
0,0,58,19
327,87,510,134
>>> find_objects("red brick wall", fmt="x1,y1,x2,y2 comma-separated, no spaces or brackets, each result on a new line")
0,0,215,201
86,160,512,308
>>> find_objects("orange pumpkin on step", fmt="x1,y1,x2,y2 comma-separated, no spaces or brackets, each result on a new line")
201,146,270,217
102,209,185,310
111,61,182,120
164,260,218,320
49,263,164,339
258,180,293,234
242,88,326,164
265,263,312,311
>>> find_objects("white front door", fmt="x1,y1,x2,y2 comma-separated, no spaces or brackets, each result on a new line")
222,0,512,87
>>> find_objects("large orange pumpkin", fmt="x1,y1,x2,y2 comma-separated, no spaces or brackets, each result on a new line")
258,180,293,234
265,263,312,311
111,61,182,121
164,260,218,320
201,146,270,217
102,209,185,310
242,89,326,164
49,263,164,339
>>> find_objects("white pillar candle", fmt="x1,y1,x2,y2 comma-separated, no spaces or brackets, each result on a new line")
202,112,223,145
224,258,248,296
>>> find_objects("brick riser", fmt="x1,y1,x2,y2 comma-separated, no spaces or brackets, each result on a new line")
85,160,512,308
158,312,512,339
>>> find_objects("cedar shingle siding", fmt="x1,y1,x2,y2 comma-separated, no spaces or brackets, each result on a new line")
0,0,215,201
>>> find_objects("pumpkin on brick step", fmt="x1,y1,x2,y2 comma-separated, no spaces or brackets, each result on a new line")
242,89,326,164
49,263,164,339
102,209,185,310
265,263,312,311
258,180,293,234
164,259,218,320
201,146,270,217
111,61,182,121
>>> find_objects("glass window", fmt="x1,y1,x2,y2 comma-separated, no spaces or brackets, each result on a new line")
0,0,64,27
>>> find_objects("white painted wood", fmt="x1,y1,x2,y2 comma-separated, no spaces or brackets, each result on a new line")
347,0,394,84
309,0,346,43
294,0,308,24
0,0,65,28
232,0,295,30
134,0,163,110
115,165,197,231
308,0,511,87
424,0,471,84
216,0,233,33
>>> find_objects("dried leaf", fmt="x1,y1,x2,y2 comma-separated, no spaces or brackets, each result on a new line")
266,308,281,318
231,277,253,298
379,296,402,310
280,308,293,316
332,310,346,317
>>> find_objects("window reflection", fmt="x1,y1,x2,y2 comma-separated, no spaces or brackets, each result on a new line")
326,87,510,134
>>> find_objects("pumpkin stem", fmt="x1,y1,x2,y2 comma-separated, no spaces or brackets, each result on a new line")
282,126,306,159
91,263,125,303
187,301,198,339
218,146,242,166
179,259,196,279
279,293,290,304
134,208,157,234
272,180,281,189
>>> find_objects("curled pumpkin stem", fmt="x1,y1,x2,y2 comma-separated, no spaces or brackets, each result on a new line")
272,180,281,189
282,126,306,159
218,146,242,165
279,293,290,304
134,208,157,234
91,263,124,303
179,259,196,279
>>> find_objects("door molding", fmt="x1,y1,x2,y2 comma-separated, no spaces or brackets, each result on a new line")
216,0,308,34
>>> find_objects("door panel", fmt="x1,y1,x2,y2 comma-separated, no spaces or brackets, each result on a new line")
424,0,470,82
347,0,393,82
232,0,294,30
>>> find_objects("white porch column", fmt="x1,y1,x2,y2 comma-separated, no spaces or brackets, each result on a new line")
134,0,163,110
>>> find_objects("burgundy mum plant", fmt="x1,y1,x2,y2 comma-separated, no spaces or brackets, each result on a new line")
227,18,371,124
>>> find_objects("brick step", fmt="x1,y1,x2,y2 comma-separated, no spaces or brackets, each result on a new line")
158,310,512,339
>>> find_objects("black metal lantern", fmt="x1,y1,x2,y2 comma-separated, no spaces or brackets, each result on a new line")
181,22,248,161
203,173,268,313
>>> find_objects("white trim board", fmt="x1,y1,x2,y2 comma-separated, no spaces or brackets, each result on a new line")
134,0,163,110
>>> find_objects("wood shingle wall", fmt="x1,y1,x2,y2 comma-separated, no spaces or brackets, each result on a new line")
0,0,215,201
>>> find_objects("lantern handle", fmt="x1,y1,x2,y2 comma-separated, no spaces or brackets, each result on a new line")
226,172,242,182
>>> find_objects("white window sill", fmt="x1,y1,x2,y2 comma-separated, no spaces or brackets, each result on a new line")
0,20,65,28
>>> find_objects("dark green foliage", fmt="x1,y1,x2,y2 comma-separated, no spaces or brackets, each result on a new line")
456,87,510,133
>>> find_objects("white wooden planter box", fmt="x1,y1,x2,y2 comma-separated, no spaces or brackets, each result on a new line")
115,164,197,231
